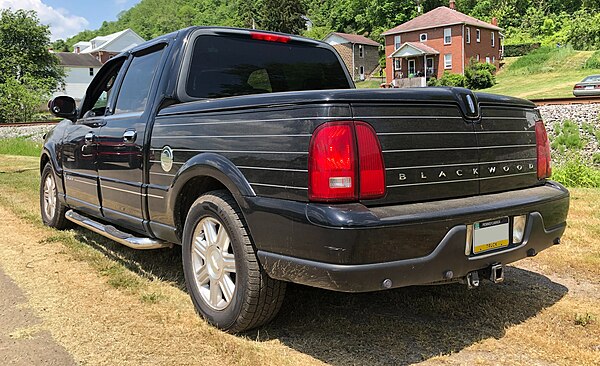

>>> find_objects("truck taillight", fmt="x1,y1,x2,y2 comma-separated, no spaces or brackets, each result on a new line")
535,119,552,179
356,122,386,199
308,121,385,202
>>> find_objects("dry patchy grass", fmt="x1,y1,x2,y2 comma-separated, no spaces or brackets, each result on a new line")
527,188,600,281
0,154,598,365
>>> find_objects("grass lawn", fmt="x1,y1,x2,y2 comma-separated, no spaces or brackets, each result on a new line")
0,138,43,157
0,153,598,365
482,67,600,99
355,79,384,88
482,49,600,99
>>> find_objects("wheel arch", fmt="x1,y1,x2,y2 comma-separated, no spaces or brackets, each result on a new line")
169,153,255,239
40,146,65,195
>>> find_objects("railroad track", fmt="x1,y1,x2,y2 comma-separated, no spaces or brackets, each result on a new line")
530,96,600,106
0,121,59,128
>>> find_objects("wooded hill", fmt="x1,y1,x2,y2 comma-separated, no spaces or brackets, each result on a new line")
55,0,600,51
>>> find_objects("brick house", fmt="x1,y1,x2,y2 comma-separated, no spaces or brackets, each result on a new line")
382,1,503,86
323,32,381,81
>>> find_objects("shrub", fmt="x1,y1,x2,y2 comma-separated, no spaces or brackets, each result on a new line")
465,61,496,89
593,153,600,165
436,71,467,87
503,43,541,57
584,50,600,69
551,120,583,152
552,154,600,188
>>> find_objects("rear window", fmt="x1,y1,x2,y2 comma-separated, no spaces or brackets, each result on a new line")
583,75,600,82
185,35,351,98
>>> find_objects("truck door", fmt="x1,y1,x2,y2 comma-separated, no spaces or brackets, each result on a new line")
62,57,126,217
97,44,166,233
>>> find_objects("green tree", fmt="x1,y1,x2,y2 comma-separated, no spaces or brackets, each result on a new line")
0,9,63,122
259,0,306,34
51,39,70,52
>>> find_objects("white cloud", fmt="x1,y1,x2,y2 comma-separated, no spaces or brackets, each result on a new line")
0,0,89,41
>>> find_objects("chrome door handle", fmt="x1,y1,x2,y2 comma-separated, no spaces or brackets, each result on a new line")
123,130,137,143
84,132,94,145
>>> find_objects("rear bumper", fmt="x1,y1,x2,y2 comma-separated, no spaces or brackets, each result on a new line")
243,182,569,292
573,89,600,97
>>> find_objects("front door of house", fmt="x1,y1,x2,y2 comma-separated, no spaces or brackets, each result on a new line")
408,59,416,76
426,57,434,76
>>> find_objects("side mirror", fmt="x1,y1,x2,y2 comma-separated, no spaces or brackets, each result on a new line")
48,96,77,121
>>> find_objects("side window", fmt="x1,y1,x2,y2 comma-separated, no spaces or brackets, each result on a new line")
80,58,125,119
114,48,164,114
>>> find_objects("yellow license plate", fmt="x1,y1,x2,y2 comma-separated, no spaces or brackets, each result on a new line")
472,217,510,255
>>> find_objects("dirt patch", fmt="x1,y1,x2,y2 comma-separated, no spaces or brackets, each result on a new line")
0,266,76,365
0,205,321,366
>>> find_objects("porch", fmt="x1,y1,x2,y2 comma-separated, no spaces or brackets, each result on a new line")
388,42,440,88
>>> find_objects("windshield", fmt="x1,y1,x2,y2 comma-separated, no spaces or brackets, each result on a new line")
186,35,351,98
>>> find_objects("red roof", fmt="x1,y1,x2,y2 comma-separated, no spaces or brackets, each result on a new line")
382,6,502,36
405,42,439,55
324,32,381,47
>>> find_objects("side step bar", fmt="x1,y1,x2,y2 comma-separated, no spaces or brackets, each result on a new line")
65,210,173,250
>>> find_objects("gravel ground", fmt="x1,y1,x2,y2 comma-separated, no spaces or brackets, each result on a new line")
0,125,54,143
539,104,600,162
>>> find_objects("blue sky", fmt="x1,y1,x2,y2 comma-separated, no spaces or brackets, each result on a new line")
0,0,141,40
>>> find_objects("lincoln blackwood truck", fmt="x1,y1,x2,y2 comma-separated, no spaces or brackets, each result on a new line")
42,27,569,332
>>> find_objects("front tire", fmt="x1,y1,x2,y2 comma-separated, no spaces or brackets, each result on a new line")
182,190,286,332
40,163,71,229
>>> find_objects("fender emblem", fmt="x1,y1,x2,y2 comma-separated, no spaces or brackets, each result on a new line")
160,146,174,172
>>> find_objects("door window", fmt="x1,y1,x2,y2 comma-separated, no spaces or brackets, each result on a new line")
80,58,125,119
408,60,416,75
114,47,164,114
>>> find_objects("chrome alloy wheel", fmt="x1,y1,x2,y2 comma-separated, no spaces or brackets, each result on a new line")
191,217,236,310
43,174,57,221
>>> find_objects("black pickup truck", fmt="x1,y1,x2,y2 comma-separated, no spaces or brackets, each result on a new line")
42,27,569,332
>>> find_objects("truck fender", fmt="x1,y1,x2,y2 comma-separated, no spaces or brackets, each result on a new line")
168,152,255,212
41,145,66,196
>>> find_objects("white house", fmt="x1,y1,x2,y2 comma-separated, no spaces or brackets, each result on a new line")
53,53,103,100
73,28,145,64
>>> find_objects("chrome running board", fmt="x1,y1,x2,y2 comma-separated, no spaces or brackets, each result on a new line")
65,210,173,250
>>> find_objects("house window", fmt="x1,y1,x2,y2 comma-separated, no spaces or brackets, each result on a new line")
476,54,480,61
476,29,481,43
444,28,452,45
394,35,401,49
420,33,428,42
466,27,471,44
394,59,401,70
89,68,94,76
444,54,452,69
491,32,495,47
359,65,365,79
486,56,491,64
492,56,496,64
358,44,364,58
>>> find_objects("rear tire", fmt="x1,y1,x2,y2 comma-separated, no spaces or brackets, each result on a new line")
40,163,71,229
182,190,286,332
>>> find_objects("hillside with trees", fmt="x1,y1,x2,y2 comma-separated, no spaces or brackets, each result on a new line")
57,0,600,52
